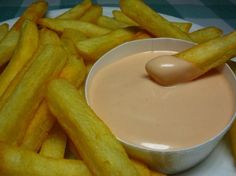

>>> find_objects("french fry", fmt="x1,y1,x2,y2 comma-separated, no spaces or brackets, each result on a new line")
0,142,92,176
61,28,88,44
113,9,192,33
150,171,166,176
172,22,192,33
39,124,67,159
120,0,192,41
0,63,7,75
132,160,150,176
97,16,131,30
86,62,94,74
21,37,86,151
56,0,92,20
12,0,48,31
78,82,86,99
61,37,78,55
38,18,111,37
112,10,138,26
79,5,103,23
76,27,137,61
65,145,79,160
0,54,36,109
230,121,236,163
61,39,87,87
176,31,236,71
21,60,85,150
0,29,20,66
65,139,81,159
135,30,153,40
0,20,39,98
46,79,140,176
21,102,56,151
0,28,60,111
131,159,166,176
0,44,67,145
39,28,61,45
62,40,86,86
189,26,223,44
0,23,9,41
0,0,47,67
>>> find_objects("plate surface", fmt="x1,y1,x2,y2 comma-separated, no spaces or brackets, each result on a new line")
1,7,235,176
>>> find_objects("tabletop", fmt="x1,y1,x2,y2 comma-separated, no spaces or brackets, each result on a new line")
0,0,235,34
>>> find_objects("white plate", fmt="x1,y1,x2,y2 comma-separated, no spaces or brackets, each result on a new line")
1,7,235,176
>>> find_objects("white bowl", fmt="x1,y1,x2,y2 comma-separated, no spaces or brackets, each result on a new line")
85,38,236,174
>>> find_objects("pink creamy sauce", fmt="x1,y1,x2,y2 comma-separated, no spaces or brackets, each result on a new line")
88,51,235,150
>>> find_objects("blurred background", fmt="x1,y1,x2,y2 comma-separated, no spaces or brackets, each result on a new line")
0,0,235,33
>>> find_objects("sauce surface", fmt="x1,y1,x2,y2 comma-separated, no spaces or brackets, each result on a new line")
88,51,235,150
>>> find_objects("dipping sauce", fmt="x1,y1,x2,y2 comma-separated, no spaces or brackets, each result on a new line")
88,51,235,150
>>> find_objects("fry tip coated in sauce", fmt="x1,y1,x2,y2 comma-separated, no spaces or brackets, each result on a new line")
145,55,203,86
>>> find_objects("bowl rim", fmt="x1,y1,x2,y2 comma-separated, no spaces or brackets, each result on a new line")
85,37,236,153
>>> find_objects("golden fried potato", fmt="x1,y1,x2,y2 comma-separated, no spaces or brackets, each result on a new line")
61,28,88,44
132,160,150,176
172,22,192,33
46,79,140,176
0,28,60,112
0,142,92,176
135,30,153,40
189,26,223,44
21,102,56,151
77,82,86,99
12,0,48,30
97,16,130,30
150,171,166,176
21,38,86,151
0,0,47,66
61,40,87,87
113,10,192,33
0,20,39,98
223,49,236,62
120,0,191,41
66,139,81,159
0,57,35,109
21,58,85,151
61,38,86,87
61,37,79,55
131,159,166,176
112,10,138,26
86,61,95,74
40,124,67,159
38,18,111,37
76,27,137,61
176,31,236,71
0,62,7,74
0,23,9,41
0,29,19,66
0,44,67,145
57,0,92,20
79,5,103,23
39,28,61,45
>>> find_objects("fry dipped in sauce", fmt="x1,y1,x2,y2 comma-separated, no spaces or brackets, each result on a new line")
146,31,236,86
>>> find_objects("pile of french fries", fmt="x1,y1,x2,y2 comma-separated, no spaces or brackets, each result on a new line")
0,0,236,175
